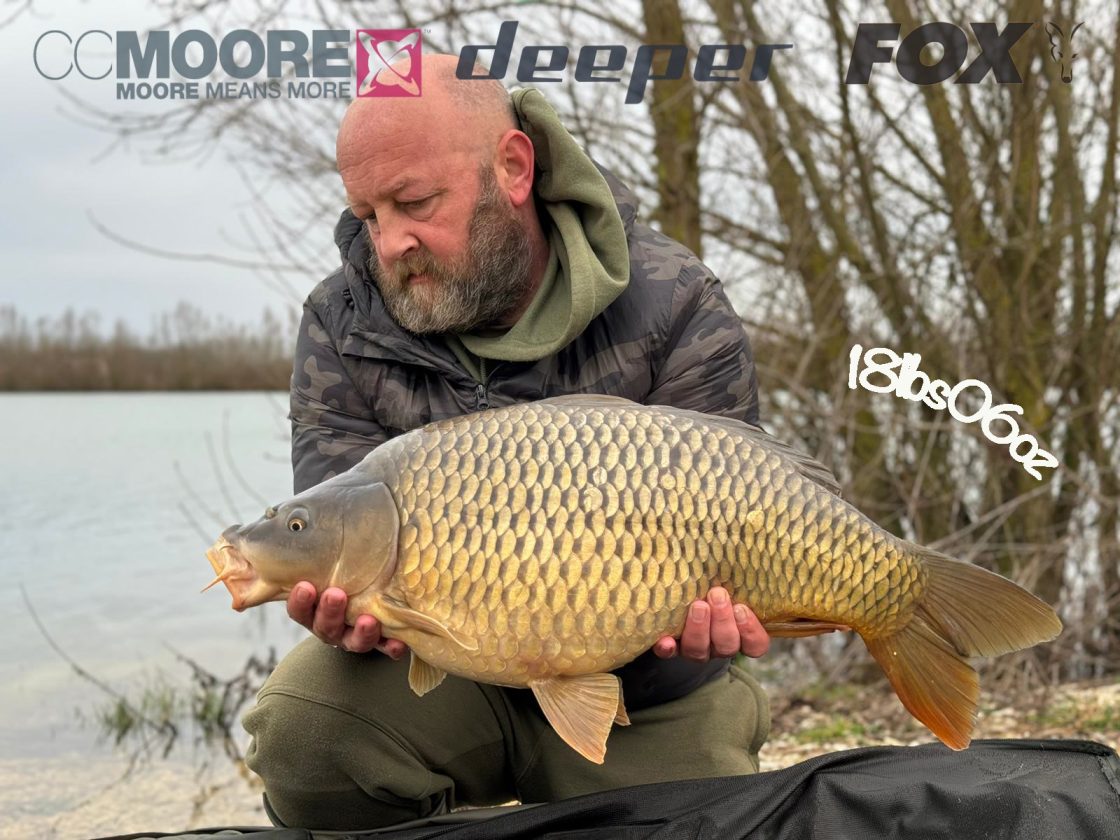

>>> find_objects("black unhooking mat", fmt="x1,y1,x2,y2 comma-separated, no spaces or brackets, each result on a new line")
100,739,1120,840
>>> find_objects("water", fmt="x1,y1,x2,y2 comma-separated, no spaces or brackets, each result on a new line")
0,393,307,760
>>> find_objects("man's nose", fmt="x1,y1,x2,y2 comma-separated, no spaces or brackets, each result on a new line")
375,215,420,263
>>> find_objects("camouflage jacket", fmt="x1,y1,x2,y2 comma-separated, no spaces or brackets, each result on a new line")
290,169,760,709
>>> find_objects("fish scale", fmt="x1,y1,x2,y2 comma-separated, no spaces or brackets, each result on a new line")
384,401,920,683
206,394,1062,763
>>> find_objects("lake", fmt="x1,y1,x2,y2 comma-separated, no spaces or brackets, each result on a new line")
0,393,308,761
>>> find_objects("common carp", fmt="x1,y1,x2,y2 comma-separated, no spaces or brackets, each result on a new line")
204,395,1061,763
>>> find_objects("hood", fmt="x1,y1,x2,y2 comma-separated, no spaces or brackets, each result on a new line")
333,87,637,375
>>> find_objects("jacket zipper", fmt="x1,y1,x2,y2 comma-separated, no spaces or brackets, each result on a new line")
474,383,490,411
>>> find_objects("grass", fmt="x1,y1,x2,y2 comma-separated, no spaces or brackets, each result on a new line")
1031,698,1120,733
794,718,868,744
83,649,278,766
92,676,182,758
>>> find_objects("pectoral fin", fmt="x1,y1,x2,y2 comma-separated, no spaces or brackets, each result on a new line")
530,673,625,764
377,596,479,652
764,618,850,638
408,652,447,696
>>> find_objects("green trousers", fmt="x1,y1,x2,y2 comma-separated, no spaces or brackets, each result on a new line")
243,637,770,831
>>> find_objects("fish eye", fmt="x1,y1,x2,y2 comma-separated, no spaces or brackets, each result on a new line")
288,517,306,532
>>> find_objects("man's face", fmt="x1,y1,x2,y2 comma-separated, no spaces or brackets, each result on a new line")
366,163,534,334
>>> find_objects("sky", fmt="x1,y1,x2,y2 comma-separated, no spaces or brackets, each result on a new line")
0,0,338,332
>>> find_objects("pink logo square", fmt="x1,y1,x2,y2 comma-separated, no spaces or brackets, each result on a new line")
356,29,422,97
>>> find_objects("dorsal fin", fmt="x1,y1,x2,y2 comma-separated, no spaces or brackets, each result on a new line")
536,395,843,497
733,422,842,496
537,394,638,408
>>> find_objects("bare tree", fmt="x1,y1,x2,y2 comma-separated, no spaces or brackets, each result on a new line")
77,0,1120,678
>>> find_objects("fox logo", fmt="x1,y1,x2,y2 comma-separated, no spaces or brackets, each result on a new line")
1045,21,1084,84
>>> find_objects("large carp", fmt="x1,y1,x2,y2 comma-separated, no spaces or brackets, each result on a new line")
204,395,1061,763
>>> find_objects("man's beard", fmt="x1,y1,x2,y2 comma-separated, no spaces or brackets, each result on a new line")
368,166,536,335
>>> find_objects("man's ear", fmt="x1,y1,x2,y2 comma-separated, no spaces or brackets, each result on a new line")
495,128,536,208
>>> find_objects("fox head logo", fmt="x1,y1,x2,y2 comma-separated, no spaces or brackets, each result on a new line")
1045,20,1084,84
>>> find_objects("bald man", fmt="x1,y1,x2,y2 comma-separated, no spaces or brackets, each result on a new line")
243,56,771,831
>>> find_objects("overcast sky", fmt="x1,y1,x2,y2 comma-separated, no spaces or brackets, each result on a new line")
1,0,336,332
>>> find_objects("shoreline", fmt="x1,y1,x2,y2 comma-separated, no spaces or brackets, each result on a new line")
0,753,267,839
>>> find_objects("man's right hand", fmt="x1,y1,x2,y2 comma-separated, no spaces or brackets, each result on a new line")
287,582,409,658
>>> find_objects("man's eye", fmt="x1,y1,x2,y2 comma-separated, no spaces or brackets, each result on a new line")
403,196,434,210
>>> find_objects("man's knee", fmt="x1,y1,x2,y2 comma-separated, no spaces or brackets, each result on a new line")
243,641,452,830
514,664,771,803
730,663,771,762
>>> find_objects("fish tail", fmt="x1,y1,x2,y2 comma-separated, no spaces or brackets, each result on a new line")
864,547,1062,750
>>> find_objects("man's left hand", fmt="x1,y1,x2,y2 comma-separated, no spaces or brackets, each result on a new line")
652,587,770,662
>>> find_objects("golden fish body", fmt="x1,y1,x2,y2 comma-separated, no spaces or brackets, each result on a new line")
206,395,1061,762
374,399,919,685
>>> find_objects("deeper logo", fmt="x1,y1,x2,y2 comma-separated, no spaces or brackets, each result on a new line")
357,29,422,97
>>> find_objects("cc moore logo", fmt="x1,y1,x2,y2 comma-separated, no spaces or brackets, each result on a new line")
356,29,422,97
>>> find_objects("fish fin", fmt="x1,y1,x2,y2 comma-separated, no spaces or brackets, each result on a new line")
615,690,631,726
530,673,623,764
764,619,850,638
913,548,1063,657
864,547,1062,750
537,394,639,408
649,407,842,496
730,423,842,496
408,652,447,697
538,396,843,497
769,449,842,496
865,614,979,750
377,596,479,652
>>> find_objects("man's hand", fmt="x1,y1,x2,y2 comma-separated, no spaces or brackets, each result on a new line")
652,587,770,662
287,582,408,658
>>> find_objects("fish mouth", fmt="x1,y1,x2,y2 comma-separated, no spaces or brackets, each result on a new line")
203,534,271,611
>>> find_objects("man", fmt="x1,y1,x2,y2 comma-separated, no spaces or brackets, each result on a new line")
244,55,771,831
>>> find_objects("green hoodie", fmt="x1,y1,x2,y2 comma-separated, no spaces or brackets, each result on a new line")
445,88,631,383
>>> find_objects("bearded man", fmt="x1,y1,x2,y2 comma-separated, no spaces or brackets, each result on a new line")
243,55,772,831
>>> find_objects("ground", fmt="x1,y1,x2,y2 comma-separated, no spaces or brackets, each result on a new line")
758,678,1120,771
2,681,1116,838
